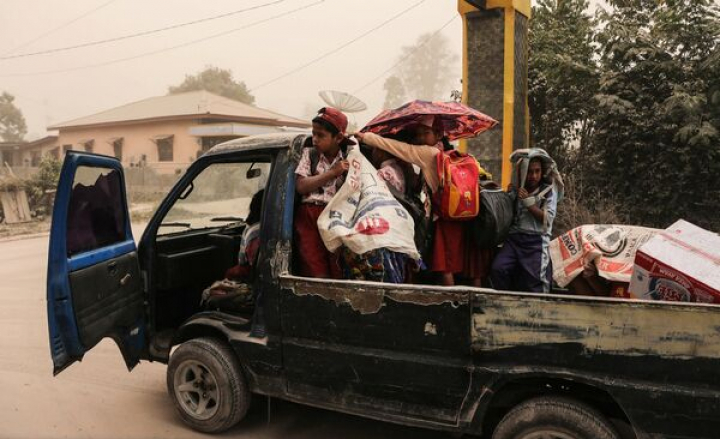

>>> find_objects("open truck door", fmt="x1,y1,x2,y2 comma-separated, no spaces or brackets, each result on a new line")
47,152,146,375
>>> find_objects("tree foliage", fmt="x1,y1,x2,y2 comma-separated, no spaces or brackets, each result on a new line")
26,155,61,216
528,0,598,172
529,0,720,232
168,66,255,104
588,0,720,229
383,75,407,109
393,33,459,102
0,92,27,142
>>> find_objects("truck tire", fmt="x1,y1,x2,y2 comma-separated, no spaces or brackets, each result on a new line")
492,396,620,439
167,337,250,433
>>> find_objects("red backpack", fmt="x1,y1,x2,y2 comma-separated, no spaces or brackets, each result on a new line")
434,150,480,221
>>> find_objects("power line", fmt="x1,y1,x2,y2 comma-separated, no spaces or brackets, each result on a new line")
0,0,325,78
1,0,120,57
249,0,428,92
353,15,458,95
1,0,290,61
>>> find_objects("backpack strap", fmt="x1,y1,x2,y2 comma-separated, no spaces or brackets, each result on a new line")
435,150,446,190
309,145,348,176
309,148,320,176
536,184,553,199
308,146,348,194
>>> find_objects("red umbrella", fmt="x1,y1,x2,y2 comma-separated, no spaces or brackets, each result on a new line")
360,100,498,141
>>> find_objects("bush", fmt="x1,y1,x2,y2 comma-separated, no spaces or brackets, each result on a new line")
26,156,61,217
553,172,624,237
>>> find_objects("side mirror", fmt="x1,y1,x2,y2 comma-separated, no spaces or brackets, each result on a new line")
247,168,262,179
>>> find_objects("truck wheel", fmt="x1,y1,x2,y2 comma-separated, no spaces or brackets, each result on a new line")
167,337,250,433
492,396,619,439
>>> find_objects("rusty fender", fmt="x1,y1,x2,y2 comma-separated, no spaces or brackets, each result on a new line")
280,276,469,314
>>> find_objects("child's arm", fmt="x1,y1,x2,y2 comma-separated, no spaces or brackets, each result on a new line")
296,160,349,195
526,204,546,223
355,132,437,169
518,187,546,223
355,132,440,191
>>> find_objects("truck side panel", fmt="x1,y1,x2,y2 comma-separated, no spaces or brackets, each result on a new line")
280,276,473,426
472,292,720,438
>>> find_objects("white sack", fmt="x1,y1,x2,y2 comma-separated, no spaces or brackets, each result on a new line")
317,148,420,260
550,224,658,288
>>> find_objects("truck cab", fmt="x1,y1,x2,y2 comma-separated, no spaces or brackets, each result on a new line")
47,133,720,439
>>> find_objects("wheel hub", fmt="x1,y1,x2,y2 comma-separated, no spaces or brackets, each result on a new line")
173,360,220,421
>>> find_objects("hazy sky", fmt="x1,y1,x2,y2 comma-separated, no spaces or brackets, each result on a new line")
1,0,602,139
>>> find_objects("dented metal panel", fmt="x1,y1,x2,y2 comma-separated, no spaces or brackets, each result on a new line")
278,275,473,426
280,275,469,314
472,291,720,359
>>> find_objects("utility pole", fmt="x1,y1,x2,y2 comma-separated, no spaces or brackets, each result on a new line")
458,0,531,188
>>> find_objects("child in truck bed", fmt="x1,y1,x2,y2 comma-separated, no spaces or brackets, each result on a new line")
491,155,559,293
355,117,490,287
294,107,355,279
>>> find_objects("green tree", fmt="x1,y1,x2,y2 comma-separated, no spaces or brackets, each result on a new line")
395,33,459,102
528,0,598,172
169,66,255,104
0,92,27,142
589,0,720,229
383,75,407,109
27,155,61,216
527,0,608,234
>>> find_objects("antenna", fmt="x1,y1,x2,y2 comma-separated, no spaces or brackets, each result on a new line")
318,90,367,113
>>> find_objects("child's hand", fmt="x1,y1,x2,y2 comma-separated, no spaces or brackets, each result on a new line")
353,132,365,142
331,159,350,177
518,188,529,199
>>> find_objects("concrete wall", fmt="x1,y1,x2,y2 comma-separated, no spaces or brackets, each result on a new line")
56,119,202,174
16,141,59,167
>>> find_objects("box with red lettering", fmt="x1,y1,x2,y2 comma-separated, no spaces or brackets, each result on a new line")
629,220,720,303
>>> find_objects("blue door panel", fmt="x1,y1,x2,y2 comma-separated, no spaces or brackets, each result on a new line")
47,152,146,375
68,240,137,272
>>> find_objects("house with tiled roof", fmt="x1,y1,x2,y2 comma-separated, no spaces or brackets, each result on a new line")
20,90,310,174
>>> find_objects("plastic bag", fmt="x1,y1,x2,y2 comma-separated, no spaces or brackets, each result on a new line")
318,148,420,260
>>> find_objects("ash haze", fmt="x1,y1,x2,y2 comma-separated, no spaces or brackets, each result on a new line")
0,0,603,139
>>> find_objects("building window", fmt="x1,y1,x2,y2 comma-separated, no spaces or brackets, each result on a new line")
112,138,123,162
78,139,94,153
49,147,60,160
156,136,174,162
198,136,234,159
31,152,41,167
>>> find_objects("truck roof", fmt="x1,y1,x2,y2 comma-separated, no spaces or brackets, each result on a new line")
204,132,309,157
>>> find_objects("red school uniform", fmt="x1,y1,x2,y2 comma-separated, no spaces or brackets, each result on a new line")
294,148,343,279
361,132,490,278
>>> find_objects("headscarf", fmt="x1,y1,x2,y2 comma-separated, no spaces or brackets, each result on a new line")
510,148,565,203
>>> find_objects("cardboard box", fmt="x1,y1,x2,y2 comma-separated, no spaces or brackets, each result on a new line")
629,220,720,303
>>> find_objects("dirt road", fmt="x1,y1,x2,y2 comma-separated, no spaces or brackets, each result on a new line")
0,234,438,439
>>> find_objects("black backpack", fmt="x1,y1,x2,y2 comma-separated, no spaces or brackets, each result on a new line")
472,182,514,249
386,165,433,261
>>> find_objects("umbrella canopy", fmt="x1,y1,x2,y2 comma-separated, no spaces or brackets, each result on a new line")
360,100,498,141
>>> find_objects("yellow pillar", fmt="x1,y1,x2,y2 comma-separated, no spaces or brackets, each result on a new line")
458,0,531,188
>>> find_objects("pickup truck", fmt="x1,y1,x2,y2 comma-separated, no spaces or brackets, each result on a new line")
47,133,720,439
